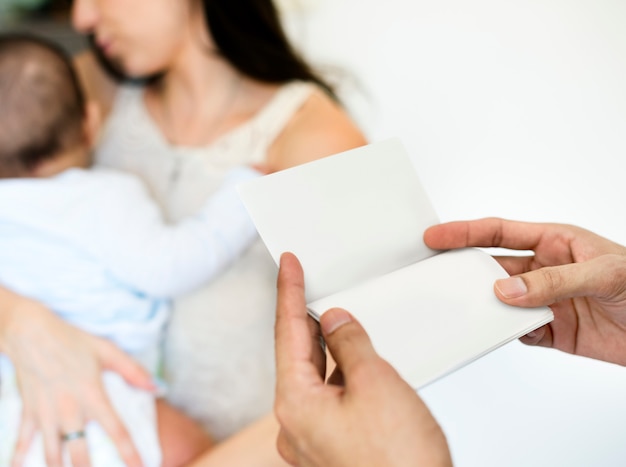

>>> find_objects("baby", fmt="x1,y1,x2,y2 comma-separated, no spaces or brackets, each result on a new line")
0,33,261,467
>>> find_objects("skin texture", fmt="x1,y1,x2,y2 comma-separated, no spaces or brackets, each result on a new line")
1,1,366,465
424,218,626,365
273,252,453,467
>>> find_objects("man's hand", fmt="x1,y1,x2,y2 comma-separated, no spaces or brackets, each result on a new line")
425,218,626,365
274,252,452,467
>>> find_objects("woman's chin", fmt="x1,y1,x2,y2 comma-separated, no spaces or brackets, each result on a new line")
118,59,166,81
105,58,162,82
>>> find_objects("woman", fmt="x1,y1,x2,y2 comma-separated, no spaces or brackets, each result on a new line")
0,0,366,465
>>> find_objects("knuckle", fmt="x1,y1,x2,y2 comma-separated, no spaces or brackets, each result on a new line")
539,267,565,295
349,356,388,384
83,384,109,407
351,357,403,395
607,254,626,278
114,437,136,460
274,400,289,425
107,424,128,443
489,219,504,247
372,358,398,380
274,397,295,427
44,453,60,467
331,321,369,348
83,389,102,406
596,254,626,299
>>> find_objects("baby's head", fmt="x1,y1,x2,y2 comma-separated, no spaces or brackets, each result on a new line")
0,33,96,178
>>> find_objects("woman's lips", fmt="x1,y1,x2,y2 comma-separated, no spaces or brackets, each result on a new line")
96,38,114,56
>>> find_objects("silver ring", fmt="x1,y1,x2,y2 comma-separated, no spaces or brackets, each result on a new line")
61,430,86,442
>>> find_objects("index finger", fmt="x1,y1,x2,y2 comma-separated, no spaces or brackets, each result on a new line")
424,217,548,252
275,252,325,392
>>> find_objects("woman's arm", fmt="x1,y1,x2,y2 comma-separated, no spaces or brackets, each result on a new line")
0,286,152,467
268,87,368,170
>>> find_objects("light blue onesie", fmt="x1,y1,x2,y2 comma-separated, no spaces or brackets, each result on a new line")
0,165,259,466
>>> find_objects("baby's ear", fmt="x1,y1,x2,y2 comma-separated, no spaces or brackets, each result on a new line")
83,100,101,148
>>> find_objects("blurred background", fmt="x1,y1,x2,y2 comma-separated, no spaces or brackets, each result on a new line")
287,3,626,466
0,0,85,53
2,1,626,465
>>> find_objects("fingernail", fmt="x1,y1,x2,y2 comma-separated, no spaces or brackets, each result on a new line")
495,277,528,298
526,331,537,338
321,308,353,335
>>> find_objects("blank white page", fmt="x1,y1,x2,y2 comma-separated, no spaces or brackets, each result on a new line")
238,138,439,303
308,248,553,389
238,139,553,388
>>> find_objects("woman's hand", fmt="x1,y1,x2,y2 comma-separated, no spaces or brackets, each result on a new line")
274,253,452,467
0,290,153,467
425,217,626,366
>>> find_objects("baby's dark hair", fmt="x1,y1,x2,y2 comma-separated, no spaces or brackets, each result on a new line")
0,33,86,177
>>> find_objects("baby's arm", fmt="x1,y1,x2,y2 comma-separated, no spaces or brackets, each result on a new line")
91,167,261,297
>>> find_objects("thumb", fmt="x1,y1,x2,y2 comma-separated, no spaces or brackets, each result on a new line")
319,308,379,383
94,338,156,391
494,257,615,308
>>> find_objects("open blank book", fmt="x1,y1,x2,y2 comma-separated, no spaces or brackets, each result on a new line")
238,138,553,389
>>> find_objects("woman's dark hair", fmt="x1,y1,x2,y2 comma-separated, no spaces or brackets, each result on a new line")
90,0,336,99
204,0,335,98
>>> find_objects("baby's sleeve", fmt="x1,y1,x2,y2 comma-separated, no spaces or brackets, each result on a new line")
92,167,261,297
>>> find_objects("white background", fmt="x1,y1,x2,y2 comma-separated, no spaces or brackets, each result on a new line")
281,1,626,466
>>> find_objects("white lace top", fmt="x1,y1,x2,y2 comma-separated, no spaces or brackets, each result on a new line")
95,80,315,440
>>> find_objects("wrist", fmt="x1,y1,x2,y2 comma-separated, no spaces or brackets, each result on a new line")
0,287,18,353
0,288,44,355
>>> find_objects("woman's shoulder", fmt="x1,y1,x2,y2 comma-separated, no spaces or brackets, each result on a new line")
73,51,119,119
268,83,368,170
